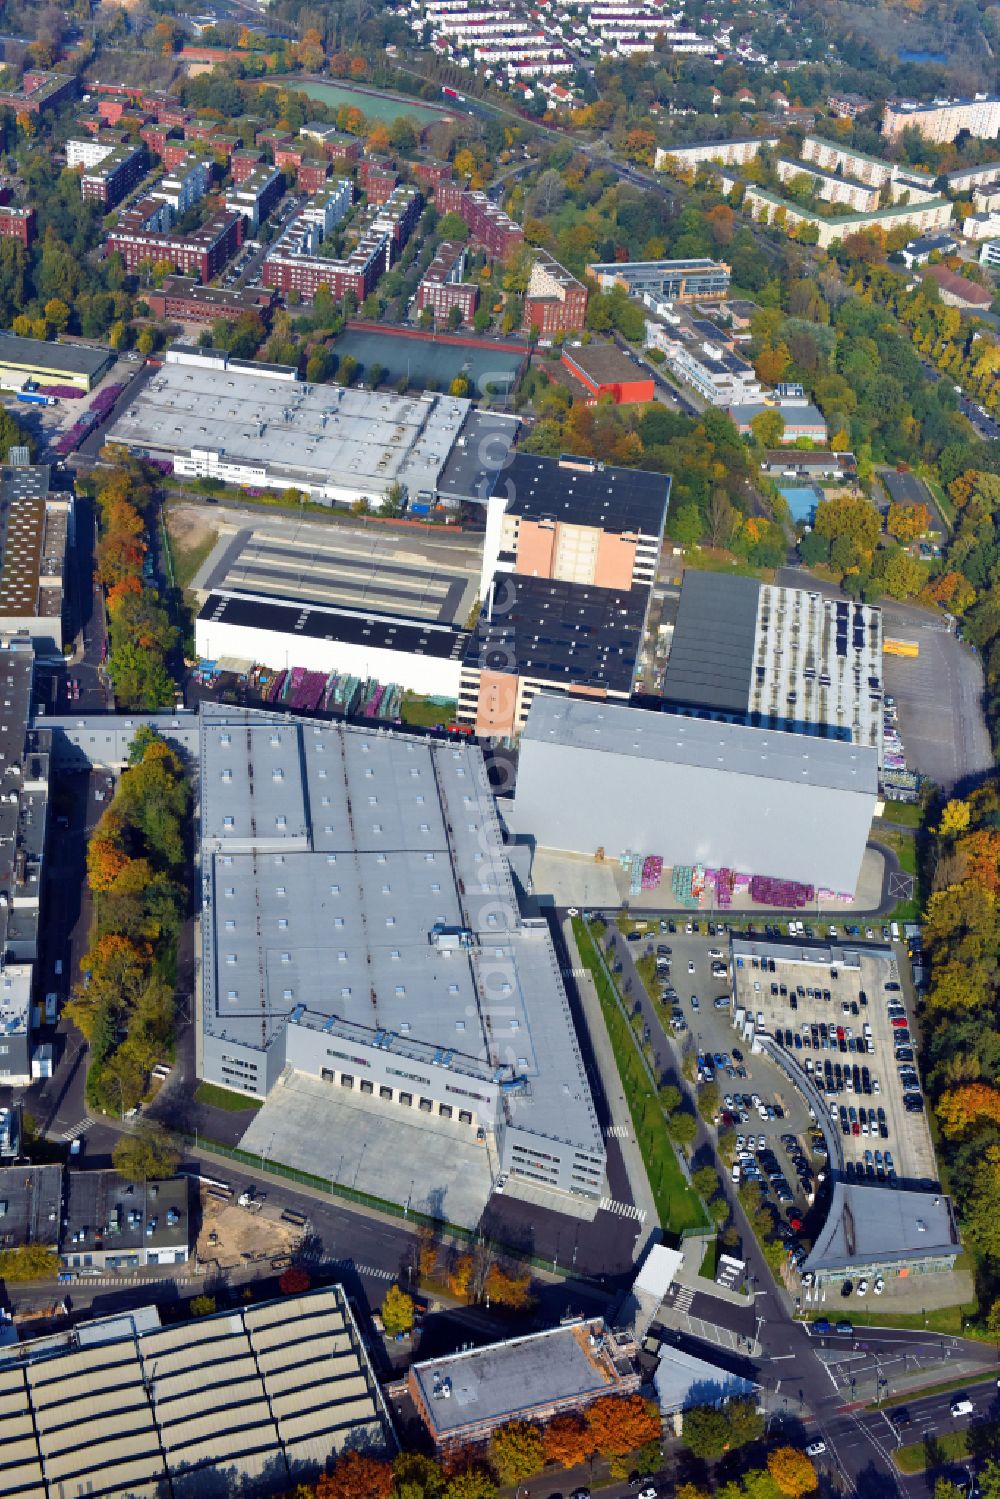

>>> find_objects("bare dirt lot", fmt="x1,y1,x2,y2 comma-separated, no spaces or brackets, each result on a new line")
195,1188,300,1271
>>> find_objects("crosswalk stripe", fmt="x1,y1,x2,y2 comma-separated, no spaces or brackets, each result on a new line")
60,1119,94,1142
599,1195,647,1223
330,1258,395,1282
674,1285,695,1313
604,1124,630,1140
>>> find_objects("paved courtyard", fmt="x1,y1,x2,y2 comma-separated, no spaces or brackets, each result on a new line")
239,1070,493,1229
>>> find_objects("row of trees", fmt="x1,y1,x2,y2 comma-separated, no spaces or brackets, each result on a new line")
92,459,177,711
287,1393,662,1499
65,728,188,1116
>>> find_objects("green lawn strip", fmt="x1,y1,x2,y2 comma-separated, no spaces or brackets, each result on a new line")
699,1237,719,1279
680,548,773,581
800,1303,972,1335
573,918,708,1234
875,802,924,830
919,470,956,528
895,1429,969,1474
170,528,219,592
194,1082,263,1113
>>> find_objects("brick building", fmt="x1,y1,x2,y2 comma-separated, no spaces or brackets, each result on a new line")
81,143,147,209
107,210,243,282
0,204,36,247
263,228,387,302
297,159,330,194
0,71,77,116
140,123,171,157
413,159,452,190
230,149,264,185
145,276,276,325
163,140,194,173
417,240,479,324
522,249,587,335
560,344,654,404
273,145,304,173
360,157,400,205
299,124,362,165
434,182,524,258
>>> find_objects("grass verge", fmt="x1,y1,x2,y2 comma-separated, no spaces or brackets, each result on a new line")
699,1237,719,1279
895,1428,969,1474
163,516,219,591
876,802,924,831
573,917,708,1235
195,1081,263,1113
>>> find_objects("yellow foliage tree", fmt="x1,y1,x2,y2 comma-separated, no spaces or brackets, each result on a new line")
939,799,971,837
767,1445,818,1497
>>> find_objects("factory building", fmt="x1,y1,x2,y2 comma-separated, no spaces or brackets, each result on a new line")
198,707,605,1200
0,333,112,394
0,1287,393,1497
108,349,473,508
513,693,879,894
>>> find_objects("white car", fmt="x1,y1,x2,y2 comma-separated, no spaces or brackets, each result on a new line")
494,1173,508,1194
638,1489,658,1499
873,1278,884,1295
857,1278,869,1296
805,1441,826,1457
688,960,696,974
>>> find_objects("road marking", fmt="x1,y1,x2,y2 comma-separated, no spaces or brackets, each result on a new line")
767,1354,797,1361
599,1196,647,1223
60,1119,93,1142
673,1285,695,1314
604,1124,630,1140
331,1258,395,1282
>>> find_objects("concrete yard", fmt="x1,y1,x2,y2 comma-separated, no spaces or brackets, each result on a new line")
239,1070,494,1229
881,608,992,792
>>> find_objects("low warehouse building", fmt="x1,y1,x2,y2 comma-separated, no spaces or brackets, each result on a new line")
513,694,878,894
0,332,113,393
804,1182,960,1284
409,1319,641,1454
0,1286,393,1497
560,344,655,404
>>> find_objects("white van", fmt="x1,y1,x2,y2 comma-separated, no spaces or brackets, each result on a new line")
950,1399,974,1418
890,922,900,942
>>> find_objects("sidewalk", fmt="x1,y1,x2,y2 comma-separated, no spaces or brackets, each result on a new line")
562,917,658,1259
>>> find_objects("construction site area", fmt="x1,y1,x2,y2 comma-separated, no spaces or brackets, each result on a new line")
194,1184,303,1274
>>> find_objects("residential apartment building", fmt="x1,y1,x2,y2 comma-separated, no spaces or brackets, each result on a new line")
775,157,879,212
743,184,953,250
980,239,1000,268
435,181,524,257
522,249,587,334
801,135,898,190
225,164,283,229
645,315,763,405
107,210,243,282
81,143,147,210
974,185,1000,214
66,135,124,171
263,227,387,302
0,204,35,247
654,135,780,171
230,148,265,185
0,70,77,117
947,161,1000,194
360,157,400,205
297,179,354,237
298,159,329,194
417,240,479,324
150,154,211,216
883,94,1000,143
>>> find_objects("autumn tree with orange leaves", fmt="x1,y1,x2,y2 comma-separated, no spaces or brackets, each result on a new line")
768,1444,818,1496
938,1085,1000,1139
543,1412,591,1467
585,1395,661,1457
313,1451,393,1499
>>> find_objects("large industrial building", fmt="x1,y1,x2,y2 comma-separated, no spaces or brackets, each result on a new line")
586,256,731,303
662,572,884,757
193,513,480,700
198,705,605,1202
107,347,475,508
0,462,70,654
0,1287,393,1498
513,694,879,893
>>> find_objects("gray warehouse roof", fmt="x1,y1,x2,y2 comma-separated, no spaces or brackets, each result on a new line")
521,694,878,795
662,571,760,714
0,333,113,378
201,707,602,1156
412,1319,637,1437
804,1182,959,1274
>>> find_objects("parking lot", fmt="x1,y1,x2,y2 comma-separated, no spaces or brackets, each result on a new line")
730,937,937,1191
880,607,992,791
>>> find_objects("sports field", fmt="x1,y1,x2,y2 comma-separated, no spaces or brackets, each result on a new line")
280,79,449,125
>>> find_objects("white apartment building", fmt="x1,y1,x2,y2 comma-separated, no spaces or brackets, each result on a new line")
66,137,116,171
801,135,895,189
973,186,1000,214
645,319,763,405
655,136,779,171
883,94,1000,143
948,162,1000,194
775,157,880,212
964,210,1000,240
744,184,954,250
298,178,353,236
980,239,1000,268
